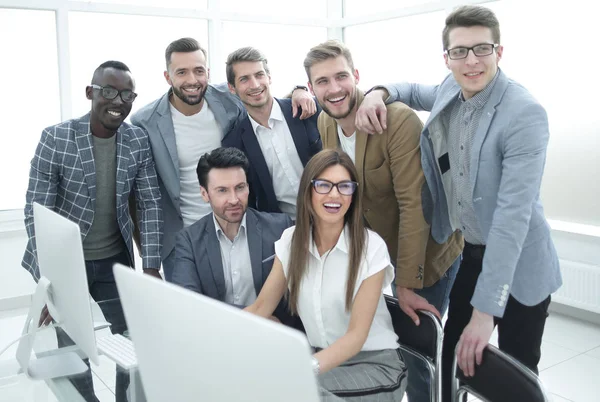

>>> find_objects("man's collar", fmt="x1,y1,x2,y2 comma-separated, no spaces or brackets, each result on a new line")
213,212,247,240
458,69,500,109
248,97,281,132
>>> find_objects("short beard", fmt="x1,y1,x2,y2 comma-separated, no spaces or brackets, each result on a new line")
172,85,207,106
320,92,357,120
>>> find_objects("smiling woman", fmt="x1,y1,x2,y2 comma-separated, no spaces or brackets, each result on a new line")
245,149,407,401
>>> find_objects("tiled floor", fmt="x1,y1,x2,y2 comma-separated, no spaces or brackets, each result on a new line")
1,308,599,401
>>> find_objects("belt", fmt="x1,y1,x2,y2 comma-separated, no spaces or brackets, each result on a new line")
464,241,486,259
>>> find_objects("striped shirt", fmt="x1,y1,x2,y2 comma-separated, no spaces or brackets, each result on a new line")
446,71,499,245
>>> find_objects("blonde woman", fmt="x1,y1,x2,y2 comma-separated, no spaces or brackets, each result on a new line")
245,149,406,401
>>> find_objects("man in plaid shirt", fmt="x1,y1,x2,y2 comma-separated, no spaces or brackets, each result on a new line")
22,60,162,402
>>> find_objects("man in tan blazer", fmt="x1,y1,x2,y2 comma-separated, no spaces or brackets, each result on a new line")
304,40,463,402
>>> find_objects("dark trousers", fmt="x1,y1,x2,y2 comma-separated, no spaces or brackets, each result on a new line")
441,242,551,402
57,250,131,402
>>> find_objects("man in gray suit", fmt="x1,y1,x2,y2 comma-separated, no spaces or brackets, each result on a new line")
172,147,294,324
131,37,315,282
355,5,561,402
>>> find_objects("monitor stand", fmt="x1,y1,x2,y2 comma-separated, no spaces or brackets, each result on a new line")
15,277,88,380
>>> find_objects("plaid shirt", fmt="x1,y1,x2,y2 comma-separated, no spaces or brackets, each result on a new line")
22,113,163,280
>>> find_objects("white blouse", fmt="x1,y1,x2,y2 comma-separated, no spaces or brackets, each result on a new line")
275,225,398,351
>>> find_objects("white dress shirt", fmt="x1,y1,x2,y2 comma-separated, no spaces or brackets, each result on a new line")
336,124,356,164
248,101,304,218
213,213,256,306
171,103,222,227
275,225,398,351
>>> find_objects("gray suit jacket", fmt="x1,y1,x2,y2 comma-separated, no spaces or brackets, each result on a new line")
172,208,294,323
130,84,244,260
385,69,561,317
22,114,163,279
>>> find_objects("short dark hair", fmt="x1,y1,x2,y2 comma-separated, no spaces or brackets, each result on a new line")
442,5,501,50
91,60,131,84
226,47,270,87
165,37,208,69
196,147,250,189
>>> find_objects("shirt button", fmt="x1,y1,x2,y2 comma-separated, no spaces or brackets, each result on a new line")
460,172,464,176
503,285,509,290
458,201,462,206
501,290,508,296
500,295,507,302
498,301,505,307
460,145,464,150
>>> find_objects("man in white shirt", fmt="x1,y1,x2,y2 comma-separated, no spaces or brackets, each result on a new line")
131,38,316,281
172,147,295,324
222,47,322,218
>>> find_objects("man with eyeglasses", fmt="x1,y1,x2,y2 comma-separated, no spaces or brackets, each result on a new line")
356,5,561,402
305,40,464,402
23,60,162,402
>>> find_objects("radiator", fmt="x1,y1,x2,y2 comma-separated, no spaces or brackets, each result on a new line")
552,260,600,314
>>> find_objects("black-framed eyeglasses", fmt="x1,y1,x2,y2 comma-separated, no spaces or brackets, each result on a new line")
90,84,138,103
311,179,358,196
445,43,498,60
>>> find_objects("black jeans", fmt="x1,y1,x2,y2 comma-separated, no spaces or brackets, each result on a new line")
57,250,131,402
441,242,551,402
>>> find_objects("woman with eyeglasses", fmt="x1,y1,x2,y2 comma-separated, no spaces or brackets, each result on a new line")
245,149,406,401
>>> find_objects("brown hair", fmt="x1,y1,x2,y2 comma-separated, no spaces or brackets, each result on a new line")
303,40,355,83
442,5,501,50
165,37,207,69
225,47,271,87
287,149,366,314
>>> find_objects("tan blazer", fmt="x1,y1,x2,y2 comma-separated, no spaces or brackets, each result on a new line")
318,92,463,288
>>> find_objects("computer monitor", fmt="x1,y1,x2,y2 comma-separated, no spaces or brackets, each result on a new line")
16,203,99,379
113,263,321,402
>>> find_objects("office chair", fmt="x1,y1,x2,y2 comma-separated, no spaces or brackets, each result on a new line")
384,294,443,402
451,343,551,402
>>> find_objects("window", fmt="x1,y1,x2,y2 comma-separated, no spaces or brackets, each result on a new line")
0,9,60,211
486,0,600,225
68,12,208,118
345,11,447,122
344,0,438,18
221,22,327,96
220,0,326,19
70,0,208,9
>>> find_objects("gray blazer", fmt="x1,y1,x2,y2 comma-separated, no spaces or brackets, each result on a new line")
385,69,561,317
130,84,244,261
22,114,163,279
172,208,294,322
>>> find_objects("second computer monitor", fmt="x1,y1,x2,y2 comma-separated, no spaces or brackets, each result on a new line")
16,203,99,379
113,263,321,402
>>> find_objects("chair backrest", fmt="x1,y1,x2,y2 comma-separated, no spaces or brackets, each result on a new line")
454,344,550,402
384,295,441,360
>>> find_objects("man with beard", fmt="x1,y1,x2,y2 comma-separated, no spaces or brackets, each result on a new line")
131,38,316,281
172,147,294,325
222,47,322,218
23,61,162,402
304,41,463,402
